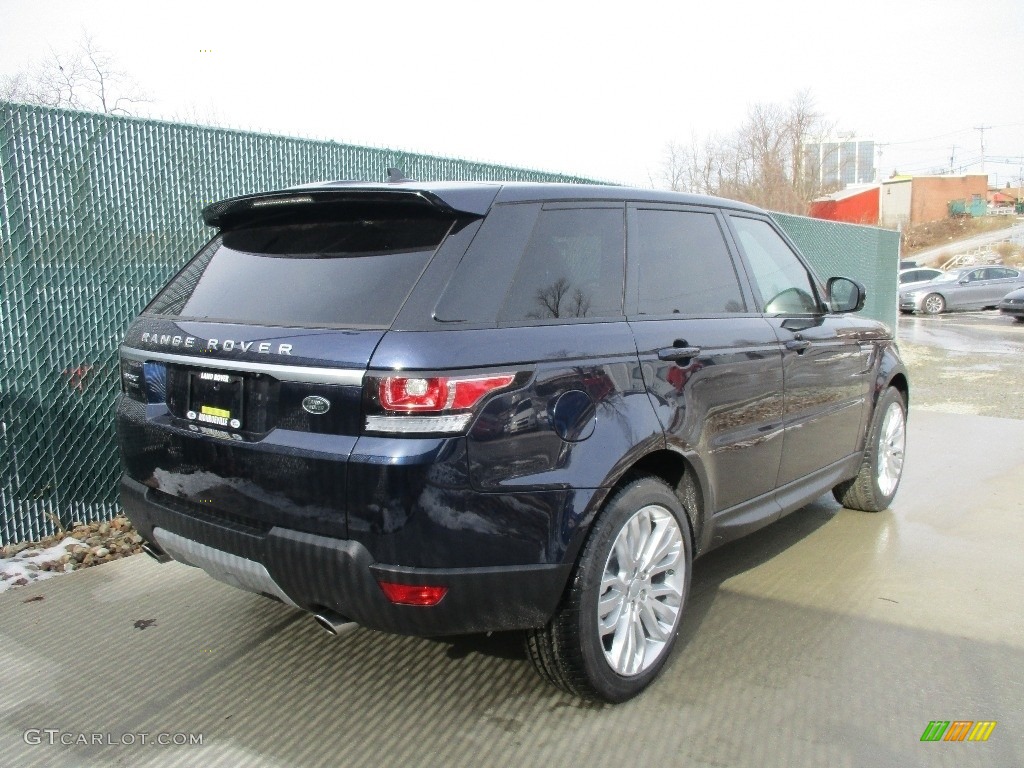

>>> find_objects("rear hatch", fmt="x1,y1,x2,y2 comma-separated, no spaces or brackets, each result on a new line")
117,187,490,539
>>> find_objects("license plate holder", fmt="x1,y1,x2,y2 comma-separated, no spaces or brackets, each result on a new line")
187,371,244,430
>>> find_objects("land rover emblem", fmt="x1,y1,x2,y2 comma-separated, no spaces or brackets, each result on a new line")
302,395,331,415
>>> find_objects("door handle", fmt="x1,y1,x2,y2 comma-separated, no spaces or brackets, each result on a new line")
657,345,701,362
786,339,811,352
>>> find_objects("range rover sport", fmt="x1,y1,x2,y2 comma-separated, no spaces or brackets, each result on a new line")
116,177,909,702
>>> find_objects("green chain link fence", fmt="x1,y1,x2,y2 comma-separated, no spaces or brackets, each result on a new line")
0,102,606,545
772,212,900,332
1,102,898,546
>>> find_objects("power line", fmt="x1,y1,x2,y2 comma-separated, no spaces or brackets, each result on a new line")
881,121,1024,147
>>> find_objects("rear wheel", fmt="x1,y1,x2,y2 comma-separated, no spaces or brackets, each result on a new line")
526,477,693,702
922,293,945,315
833,387,907,512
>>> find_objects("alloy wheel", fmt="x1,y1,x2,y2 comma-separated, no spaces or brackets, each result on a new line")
876,401,906,497
598,504,685,676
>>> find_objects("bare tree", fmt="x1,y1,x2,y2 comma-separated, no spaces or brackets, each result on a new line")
659,141,690,192
0,33,149,115
660,90,836,214
532,277,572,318
528,277,593,319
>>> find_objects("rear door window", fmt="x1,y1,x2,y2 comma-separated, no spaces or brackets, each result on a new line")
145,215,453,328
987,267,1018,280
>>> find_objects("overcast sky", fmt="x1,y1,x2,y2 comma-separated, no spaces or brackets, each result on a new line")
2,0,1022,188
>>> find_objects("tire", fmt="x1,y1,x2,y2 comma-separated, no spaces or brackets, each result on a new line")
833,387,907,512
525,477,693,702
922,293,945,315
1014,316,1024,324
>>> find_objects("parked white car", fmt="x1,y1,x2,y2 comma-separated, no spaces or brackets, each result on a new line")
899,267,943,286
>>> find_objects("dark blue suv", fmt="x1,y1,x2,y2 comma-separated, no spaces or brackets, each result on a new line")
116,179,908,701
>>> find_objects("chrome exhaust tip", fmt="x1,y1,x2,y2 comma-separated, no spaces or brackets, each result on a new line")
142,542,172,563
313,611,358,636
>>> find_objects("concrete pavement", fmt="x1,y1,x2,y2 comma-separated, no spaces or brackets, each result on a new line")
1,410,1021,767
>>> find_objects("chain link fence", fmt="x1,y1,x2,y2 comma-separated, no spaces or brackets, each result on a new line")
0,102,605,545
1,102,898,546
772,212,900,332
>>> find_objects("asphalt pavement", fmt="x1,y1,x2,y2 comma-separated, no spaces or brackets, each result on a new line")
1,407,1021,768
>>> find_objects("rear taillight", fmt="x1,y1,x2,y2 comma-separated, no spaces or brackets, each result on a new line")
119,358,146,401
365,373,518,434
379,375,515,412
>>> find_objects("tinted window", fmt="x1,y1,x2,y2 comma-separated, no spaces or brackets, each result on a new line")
498,207,624,323
146,217,452,327
900,269,937,284
730,217,819,314
434,203,540,324
634,209,745,315
988,267,1018,279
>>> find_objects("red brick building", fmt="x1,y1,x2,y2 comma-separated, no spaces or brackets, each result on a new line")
879,175,988,228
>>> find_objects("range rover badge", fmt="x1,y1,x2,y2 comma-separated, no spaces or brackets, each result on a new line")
302,395,331,415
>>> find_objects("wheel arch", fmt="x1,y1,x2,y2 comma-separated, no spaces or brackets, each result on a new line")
876,341,909,409
888,371,909,408
608,448,707,554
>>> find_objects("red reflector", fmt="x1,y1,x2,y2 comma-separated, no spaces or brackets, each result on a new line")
378,581,448,606
379,374,515,412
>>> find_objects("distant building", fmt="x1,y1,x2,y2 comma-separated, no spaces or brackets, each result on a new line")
878,174,988,229
805,138,875,189
987,188,1017,209
808,185,879,225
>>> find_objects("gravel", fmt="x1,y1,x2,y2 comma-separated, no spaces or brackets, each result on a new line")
897,313,1024,420
0,517,144,592
900,343,1024,419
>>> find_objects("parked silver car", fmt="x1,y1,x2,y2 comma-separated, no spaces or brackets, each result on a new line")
899,266,1024,314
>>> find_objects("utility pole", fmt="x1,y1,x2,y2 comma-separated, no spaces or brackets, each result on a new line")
949,144,956,175
1018,154,1023,204
974,124,992,177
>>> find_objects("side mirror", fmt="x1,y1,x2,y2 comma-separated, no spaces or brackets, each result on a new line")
958,278,970,285
827,277,866,313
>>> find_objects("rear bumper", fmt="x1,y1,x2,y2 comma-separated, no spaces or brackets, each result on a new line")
121,476,570,635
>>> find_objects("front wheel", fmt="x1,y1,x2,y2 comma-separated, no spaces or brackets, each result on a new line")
833,387,907,512
526,477,693,702
922,293,945,314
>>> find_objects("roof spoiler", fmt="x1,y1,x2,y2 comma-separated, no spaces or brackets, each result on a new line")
202,185,495,229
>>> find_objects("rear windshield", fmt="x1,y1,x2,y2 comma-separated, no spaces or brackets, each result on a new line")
145,216,453,328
